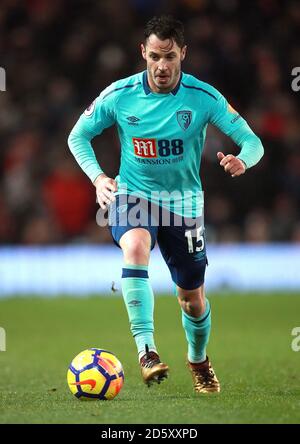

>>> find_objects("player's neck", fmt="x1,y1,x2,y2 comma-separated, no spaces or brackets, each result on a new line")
147,72,182,94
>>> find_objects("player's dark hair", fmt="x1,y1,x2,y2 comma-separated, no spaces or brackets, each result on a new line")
144,15,185,48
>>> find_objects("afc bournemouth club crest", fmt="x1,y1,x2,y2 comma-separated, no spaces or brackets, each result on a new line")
176,110,192,130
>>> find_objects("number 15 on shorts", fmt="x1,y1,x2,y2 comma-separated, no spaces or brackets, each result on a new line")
185,227,205,253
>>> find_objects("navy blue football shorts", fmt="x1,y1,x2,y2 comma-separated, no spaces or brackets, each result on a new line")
107,195,207,290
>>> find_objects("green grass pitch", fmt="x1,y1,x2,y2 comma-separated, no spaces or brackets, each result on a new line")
0,293,300,424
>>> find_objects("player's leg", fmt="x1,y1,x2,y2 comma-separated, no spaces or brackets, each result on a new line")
158,223,220,393
177,283,220,393
120,227,154,357
108,196,168,386
120,228,169,386
177,283,210,365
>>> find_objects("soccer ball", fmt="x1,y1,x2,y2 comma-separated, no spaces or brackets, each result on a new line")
67,348,124,400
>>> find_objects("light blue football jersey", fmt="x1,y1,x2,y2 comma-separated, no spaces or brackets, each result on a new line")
68,71,264,217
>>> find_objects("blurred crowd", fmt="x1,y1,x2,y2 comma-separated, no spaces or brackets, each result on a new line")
0,0,300,245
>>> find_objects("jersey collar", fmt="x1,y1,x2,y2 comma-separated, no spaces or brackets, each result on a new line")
142,71,182,96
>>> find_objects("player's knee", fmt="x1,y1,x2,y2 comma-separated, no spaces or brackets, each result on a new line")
180,300,205,318
120,231,151,264
124,241,149,263
177,287,206,317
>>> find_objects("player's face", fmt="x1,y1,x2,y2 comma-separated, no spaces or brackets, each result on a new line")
141,34,186,93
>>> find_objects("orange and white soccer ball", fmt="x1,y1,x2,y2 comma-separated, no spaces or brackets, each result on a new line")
67,348,124,400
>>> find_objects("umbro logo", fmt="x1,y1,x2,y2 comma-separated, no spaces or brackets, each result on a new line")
128,300,141,307
117,204,128,214
126,116,140,126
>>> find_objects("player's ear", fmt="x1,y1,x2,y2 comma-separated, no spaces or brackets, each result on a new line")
141,43,146,60
180,45,187,62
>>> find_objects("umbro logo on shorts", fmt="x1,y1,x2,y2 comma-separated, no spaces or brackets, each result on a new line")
117,204,128,214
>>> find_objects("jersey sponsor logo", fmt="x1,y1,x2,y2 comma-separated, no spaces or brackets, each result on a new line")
84,100,95,117
132,138,184,162
176,110,192,130
133,137,157,158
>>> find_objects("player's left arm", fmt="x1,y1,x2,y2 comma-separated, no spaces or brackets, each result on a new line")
209,94,264,177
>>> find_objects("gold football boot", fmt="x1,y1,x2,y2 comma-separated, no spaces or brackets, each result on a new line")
140,345,169,387
187,356,220,393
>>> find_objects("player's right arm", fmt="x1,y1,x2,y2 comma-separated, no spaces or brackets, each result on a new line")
67,86,118,209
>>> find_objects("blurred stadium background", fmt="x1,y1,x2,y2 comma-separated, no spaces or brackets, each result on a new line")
0,0,300,294
1,0,300,426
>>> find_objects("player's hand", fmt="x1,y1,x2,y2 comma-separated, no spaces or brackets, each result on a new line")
217,152,246,178
93,174,118,210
